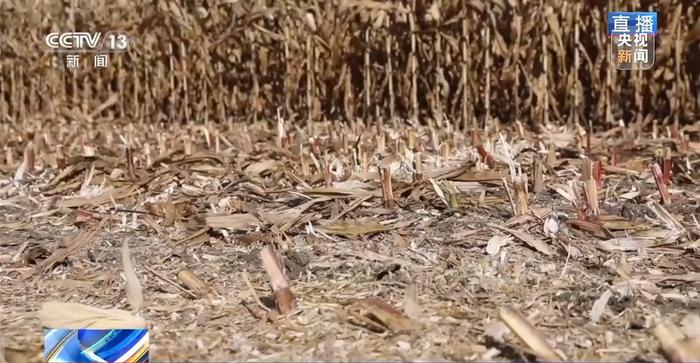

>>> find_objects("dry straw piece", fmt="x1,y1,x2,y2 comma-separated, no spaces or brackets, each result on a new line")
121,239,143,313
498,306,562,361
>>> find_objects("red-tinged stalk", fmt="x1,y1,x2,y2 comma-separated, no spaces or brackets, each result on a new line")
324,162,332,187
662,148,672,186
594,160,604,189
260,246,295,315
476,144,496,168
56,144,65,169
586,121,592,157
651,163,671,205
311,137,322,157
670,124,679,140
126,145,136,180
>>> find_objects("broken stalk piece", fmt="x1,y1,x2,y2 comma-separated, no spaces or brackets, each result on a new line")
476,144,496,168
594,160,604,189
260,245,295,315
532,158,544,193
125,145,136,180
512,174,529,216
414,152,423,181
379,166,395,208
546,143,557,167
662,147,672,186
582,158,600,217
24,140,35,173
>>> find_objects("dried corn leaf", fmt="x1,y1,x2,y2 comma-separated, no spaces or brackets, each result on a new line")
486,234,512,255
315,219,389,237
38,302,146,329
589,289,612,323
347,298,411,334
449,169,508,182
488,223,554,256
304,182,379,197
56,186,137,208
598,237,660,252
28,219,106,278
205,213,259,229
244,160,280,176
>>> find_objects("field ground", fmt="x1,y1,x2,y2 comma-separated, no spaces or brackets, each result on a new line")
1,121,699,362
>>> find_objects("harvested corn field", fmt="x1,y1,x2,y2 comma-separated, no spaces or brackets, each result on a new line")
1,0,700,362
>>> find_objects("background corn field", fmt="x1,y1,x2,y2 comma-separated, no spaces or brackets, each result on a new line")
0,0,698,130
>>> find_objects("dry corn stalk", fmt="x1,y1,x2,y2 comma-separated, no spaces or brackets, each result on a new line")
512,175,529,215
379,166,395,208
414,152,423,181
